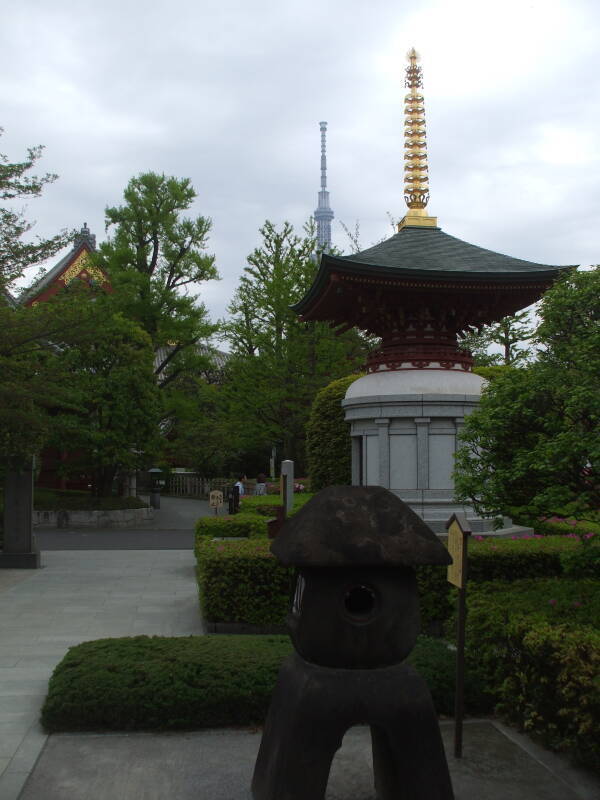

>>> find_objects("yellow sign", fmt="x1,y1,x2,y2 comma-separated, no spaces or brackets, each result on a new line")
209,490,224,508
447,519,465,588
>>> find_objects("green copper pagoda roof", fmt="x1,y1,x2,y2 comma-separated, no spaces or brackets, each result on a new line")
336,226,571,276
293,225,573,318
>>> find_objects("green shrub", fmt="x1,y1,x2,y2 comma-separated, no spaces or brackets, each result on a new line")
195,537,451,633
560,543,600,578
195,535,592,631
41,634,469,732
195,514,267,540
239,493,315,517
498,621,600,771
42,635,292,731
466,536,580,581
415,565,453,632
195,538,292,625
306,373,363,492
455,578,600,711
538,518,600,538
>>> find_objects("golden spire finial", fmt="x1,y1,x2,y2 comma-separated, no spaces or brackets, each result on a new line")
398,48,437,231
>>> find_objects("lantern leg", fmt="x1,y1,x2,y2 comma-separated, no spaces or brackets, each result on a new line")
371,713,454,800
252,655,347,800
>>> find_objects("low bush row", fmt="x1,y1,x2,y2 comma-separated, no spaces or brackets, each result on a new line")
41,634,466,732
195,535,598,629
195,495,315,540
239,493,314,515
195,539,291,626
196,513,267,540
459,578,600,771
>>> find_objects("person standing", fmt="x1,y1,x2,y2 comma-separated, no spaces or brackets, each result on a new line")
254,473,267,495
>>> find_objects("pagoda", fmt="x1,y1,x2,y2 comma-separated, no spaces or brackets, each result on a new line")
293,50,572,531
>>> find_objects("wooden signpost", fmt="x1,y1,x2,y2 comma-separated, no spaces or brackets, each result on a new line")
209,490,224,517
445,512,471,759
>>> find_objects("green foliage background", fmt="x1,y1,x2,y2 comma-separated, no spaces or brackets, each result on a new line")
306,373,363,491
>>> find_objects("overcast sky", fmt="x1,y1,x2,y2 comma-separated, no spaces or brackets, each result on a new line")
2,0,599,333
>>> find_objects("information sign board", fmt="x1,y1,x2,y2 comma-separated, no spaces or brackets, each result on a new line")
447,519,466,588
209,490,224,509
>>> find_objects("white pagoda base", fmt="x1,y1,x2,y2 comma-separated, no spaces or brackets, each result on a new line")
342,368,500,533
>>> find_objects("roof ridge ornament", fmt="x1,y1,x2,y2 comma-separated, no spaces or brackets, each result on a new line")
398,48,438,231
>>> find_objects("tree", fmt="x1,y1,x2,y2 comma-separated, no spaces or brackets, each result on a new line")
454,268,600,521
160,378,234,477
97,172,219,389
222,220,369,473
48,311,161,496
0,128,71,292
0,287,104,476
459,310,535,367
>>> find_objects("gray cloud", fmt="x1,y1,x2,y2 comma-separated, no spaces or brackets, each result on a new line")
2,0,599,325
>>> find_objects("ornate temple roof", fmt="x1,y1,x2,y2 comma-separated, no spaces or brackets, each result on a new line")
19,223,106,306
293,225,573,319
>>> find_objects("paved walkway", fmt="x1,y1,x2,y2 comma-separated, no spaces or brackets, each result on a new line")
15,720,600,800
0,521,598,798
0,550,203,800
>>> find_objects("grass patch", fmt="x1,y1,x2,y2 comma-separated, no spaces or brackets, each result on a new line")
41,634,468,732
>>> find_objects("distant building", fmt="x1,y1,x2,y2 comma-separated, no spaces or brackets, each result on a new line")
314,121,334,251
19,223,109,306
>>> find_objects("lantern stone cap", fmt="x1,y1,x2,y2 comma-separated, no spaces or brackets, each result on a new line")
271,485,451,567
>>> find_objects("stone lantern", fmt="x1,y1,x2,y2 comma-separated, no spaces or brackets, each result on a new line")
251,485,455,800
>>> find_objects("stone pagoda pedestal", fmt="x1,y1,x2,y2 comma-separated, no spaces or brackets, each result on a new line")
343,369,496,533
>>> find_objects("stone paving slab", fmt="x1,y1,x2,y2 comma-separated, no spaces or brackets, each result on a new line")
17,722,600,800
0,550,204,800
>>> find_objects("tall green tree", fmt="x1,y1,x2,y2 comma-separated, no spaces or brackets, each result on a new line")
454,268,600,521
48,311,161,496
0,128,71,292
0,286,106,476
97,172,219,389
222,220,368,473
459,310,535,367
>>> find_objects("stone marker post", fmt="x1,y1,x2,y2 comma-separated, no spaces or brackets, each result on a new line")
281,460,294,516
1,461,40,568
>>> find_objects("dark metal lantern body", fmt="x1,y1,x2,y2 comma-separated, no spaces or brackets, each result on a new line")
252,486,455,800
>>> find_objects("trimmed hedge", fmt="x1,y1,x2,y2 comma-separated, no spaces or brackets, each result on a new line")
456,578,600,770
466,535,582,582
195,535,595,630
41,635,292,731
195,537,452,633
239,493,314,517
41,634,471,732
306,373,363,492
196,513,267,540
195,538,292,625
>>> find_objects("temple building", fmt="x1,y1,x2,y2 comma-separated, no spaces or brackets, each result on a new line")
294,49,571,531
19,223,110,306
314,121,334,251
